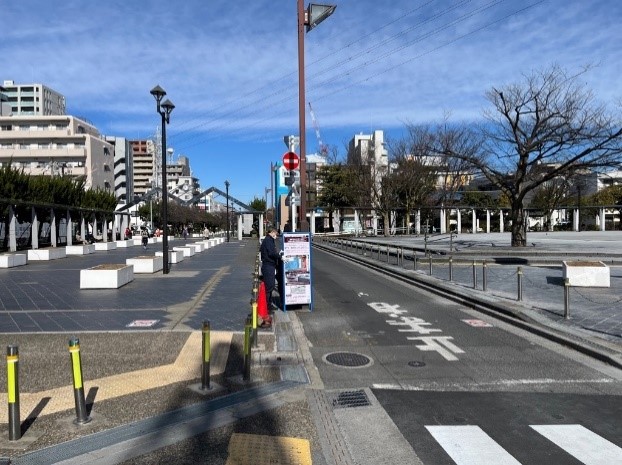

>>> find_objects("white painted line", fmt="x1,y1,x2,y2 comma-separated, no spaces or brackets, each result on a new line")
425,425,522,465
531,424,622,465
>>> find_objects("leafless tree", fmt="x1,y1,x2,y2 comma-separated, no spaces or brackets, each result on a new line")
439,65,622,246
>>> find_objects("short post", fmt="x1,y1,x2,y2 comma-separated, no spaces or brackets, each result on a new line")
449,257,453,281
429,256,433,276
413,249,418,270
482,260,488,291
201,320,211,390
386,245,390,263
472,261,477,289
6,345,20,441
252,298,258,348
517,266,523,301
377,244,381,260
68,338,91,424
564,278,570,319
243,315,252,381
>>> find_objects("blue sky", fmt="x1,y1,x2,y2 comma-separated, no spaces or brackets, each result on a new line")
2,0,621,204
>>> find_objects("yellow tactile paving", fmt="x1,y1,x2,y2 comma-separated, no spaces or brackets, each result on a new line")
226,433,312,465
0,331,233,423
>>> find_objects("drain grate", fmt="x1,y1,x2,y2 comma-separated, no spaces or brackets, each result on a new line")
330,389,371,409
324,351,372,367
408,360,426,368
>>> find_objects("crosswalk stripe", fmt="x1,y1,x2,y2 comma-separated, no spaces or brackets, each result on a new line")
425,425,522,465
531,424,622,465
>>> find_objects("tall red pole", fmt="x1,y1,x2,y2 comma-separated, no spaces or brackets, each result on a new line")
297,0,309,231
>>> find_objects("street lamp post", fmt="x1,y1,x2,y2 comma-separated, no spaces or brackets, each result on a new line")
225,180,230,242
150,85,175,274
297,1,336,231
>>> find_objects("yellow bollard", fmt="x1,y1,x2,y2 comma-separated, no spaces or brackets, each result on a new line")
201,321,211,390
7,345,20,441
68,338,91,424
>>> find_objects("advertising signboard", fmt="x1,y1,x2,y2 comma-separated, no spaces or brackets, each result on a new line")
281,232,312,310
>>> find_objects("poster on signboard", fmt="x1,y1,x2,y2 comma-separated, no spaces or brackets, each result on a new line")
281,232,312,310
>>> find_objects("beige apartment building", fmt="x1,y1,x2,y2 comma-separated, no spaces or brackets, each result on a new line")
0,114,115,191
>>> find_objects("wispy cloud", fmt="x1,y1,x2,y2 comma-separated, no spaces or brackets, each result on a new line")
2,0,621,199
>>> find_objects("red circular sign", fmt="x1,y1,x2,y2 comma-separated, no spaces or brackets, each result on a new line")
282,151,300,170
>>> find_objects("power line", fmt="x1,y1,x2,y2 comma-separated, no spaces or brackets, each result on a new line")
169,1,542,153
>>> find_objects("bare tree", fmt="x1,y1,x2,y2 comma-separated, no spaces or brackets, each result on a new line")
389,128,439,233
440,65,622,246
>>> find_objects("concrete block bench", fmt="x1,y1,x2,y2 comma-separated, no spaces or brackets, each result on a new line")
80,264,134,289
173,246,195,257
116,240,135,248
562,260,610,287
0,254,27,268
66,244,96,255
94,242,117,251
156,250,184,264
188,243,205,253
27,248,66,261
126,256,163,273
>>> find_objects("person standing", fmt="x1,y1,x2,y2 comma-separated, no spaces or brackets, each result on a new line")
260,227,282,310
182,226,188,240
141,228,149,250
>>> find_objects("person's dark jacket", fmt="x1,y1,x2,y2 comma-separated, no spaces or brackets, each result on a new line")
260,235,280,265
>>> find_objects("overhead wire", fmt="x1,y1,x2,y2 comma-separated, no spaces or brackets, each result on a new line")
169,0,542,153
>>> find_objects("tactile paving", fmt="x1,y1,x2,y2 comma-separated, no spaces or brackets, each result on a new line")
226,433,312,465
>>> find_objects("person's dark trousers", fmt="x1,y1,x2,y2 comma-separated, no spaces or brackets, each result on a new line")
276,260,285,307
261,263,276,308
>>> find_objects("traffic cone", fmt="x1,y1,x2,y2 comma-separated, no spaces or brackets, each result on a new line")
257,281,272,327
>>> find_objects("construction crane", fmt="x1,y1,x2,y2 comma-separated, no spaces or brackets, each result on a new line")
308,102,328,157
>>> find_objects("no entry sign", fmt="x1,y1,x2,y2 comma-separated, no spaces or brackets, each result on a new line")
282,151,300,170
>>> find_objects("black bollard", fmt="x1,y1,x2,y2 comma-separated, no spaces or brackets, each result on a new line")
243,316,252,381
6,345,20,441
68,338,91,424
201,321,211,390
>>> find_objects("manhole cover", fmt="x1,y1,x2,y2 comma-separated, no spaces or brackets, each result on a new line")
330,389,371,409
324,352,372,368
408,361,426,368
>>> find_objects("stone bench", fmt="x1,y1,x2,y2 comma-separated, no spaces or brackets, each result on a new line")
116,240,135,248
94,242,117,251
173,246,195,257
562,260,610,287
0,254,27,268
155,250,184,264
80,264,134,289
126,256,163,273
27,248,66,261
187,243,205,253
66,244,96,255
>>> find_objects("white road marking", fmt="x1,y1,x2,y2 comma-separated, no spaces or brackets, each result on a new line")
372,378,615,391
531,424,622,465
407,336,465,361
426,425,522,464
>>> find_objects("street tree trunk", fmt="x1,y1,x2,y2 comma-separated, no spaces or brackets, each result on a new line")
510,202,527,247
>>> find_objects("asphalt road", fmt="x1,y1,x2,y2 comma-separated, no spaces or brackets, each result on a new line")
298,248,622,464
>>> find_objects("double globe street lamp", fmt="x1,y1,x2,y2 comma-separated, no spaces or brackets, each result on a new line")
150,85,175,274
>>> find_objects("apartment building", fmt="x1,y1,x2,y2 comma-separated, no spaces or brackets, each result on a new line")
0,114,114,191
1,80,66,116
130,139,156,195
106,136,134,204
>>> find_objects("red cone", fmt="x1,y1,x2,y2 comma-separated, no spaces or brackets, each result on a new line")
257,281,272,327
